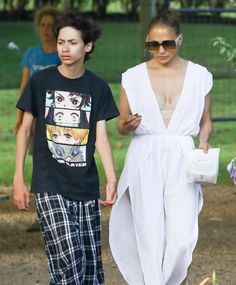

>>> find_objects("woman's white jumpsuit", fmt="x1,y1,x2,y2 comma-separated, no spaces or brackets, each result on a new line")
109,61,213,285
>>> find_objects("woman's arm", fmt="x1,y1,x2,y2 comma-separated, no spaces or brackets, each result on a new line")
13,111,34,210
199,93,213,152
95,120,117,206
14,67,30,135
117,87,142,136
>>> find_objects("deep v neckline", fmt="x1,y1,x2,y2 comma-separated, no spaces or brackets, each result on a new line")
144,61,190,132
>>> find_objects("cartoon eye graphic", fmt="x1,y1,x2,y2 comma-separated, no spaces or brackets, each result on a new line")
52,133,58,140
55,94,64,104
72,99,79,106
54,112,63,122
71,112,80,122
70,146,80,157
55,145,65,157
70,96,82,108
64,132,72,140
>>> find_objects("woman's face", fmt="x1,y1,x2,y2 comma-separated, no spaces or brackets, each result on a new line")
146,24,181,65
38,15,56,43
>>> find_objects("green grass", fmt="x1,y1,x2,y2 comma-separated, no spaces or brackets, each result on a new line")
0,87,235,187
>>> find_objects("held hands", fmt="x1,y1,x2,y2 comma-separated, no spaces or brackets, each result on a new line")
13,180,30,211
100,181,117,207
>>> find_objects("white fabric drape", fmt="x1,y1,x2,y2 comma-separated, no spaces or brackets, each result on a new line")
109,61,213,285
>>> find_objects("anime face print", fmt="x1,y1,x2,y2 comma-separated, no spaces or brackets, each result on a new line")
48,140,86,167
46,108,89,128
53,108,81,127
45,90,91,111
46,125,89,145
45,89,91,168
54,91,83,109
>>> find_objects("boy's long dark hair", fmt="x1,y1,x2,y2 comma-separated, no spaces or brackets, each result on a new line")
53,11,101,61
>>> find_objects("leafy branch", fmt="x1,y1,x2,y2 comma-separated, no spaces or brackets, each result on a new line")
212,36,236,71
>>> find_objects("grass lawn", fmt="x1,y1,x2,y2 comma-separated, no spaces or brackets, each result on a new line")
0,86,235,187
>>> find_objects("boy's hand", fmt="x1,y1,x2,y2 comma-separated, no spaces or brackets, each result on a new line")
100,181,117,207
13,181,30,211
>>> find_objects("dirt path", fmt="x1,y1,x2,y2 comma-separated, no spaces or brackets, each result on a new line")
0,185,236,285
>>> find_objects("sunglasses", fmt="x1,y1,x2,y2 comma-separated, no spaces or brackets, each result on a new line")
145,36,180,52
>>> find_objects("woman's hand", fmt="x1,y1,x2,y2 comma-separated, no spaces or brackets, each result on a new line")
199,142,211,153
123,113,142,133
118,113,142,135
117,87,142,135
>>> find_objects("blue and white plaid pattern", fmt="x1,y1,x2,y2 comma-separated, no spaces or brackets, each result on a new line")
35,193,104,285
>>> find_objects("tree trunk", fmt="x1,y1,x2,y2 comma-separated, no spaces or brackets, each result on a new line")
139,0,157,60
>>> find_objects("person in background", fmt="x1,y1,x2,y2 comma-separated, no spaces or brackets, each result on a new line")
15,6,61,135
14,6,61,232
13,11,118,284
109,9,213,285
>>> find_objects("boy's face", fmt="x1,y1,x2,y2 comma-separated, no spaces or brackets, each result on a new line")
57,26,92,66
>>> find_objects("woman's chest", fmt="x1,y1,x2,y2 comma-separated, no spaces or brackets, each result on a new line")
149,72,186,105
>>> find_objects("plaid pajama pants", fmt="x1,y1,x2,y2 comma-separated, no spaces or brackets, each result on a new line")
35,192,104,285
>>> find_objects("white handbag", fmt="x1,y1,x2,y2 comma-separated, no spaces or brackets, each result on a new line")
186,148,221,184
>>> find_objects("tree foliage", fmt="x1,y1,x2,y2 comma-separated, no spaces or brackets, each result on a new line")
1,0,236,17
212,0,236,70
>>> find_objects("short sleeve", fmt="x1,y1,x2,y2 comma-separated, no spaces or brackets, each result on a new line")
121,71,128,90
96,82,119,121
16,76,37,117
204,69,213,96
21,47,33,68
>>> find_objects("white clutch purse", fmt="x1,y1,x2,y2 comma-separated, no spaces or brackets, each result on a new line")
186,148,221,184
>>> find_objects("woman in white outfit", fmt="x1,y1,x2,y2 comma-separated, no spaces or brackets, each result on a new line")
109,9,213,285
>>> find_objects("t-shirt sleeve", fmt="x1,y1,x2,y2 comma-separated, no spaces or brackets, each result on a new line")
96,82,119,121
21,47,32,68
16,76,37,117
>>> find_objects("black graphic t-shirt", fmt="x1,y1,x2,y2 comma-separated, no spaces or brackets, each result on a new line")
17,66,119,201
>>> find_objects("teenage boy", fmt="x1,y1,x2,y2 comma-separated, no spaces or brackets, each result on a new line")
13,11,118,284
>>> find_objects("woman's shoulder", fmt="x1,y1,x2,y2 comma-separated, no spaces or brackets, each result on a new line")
122,62,146,77
188,60,212,76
